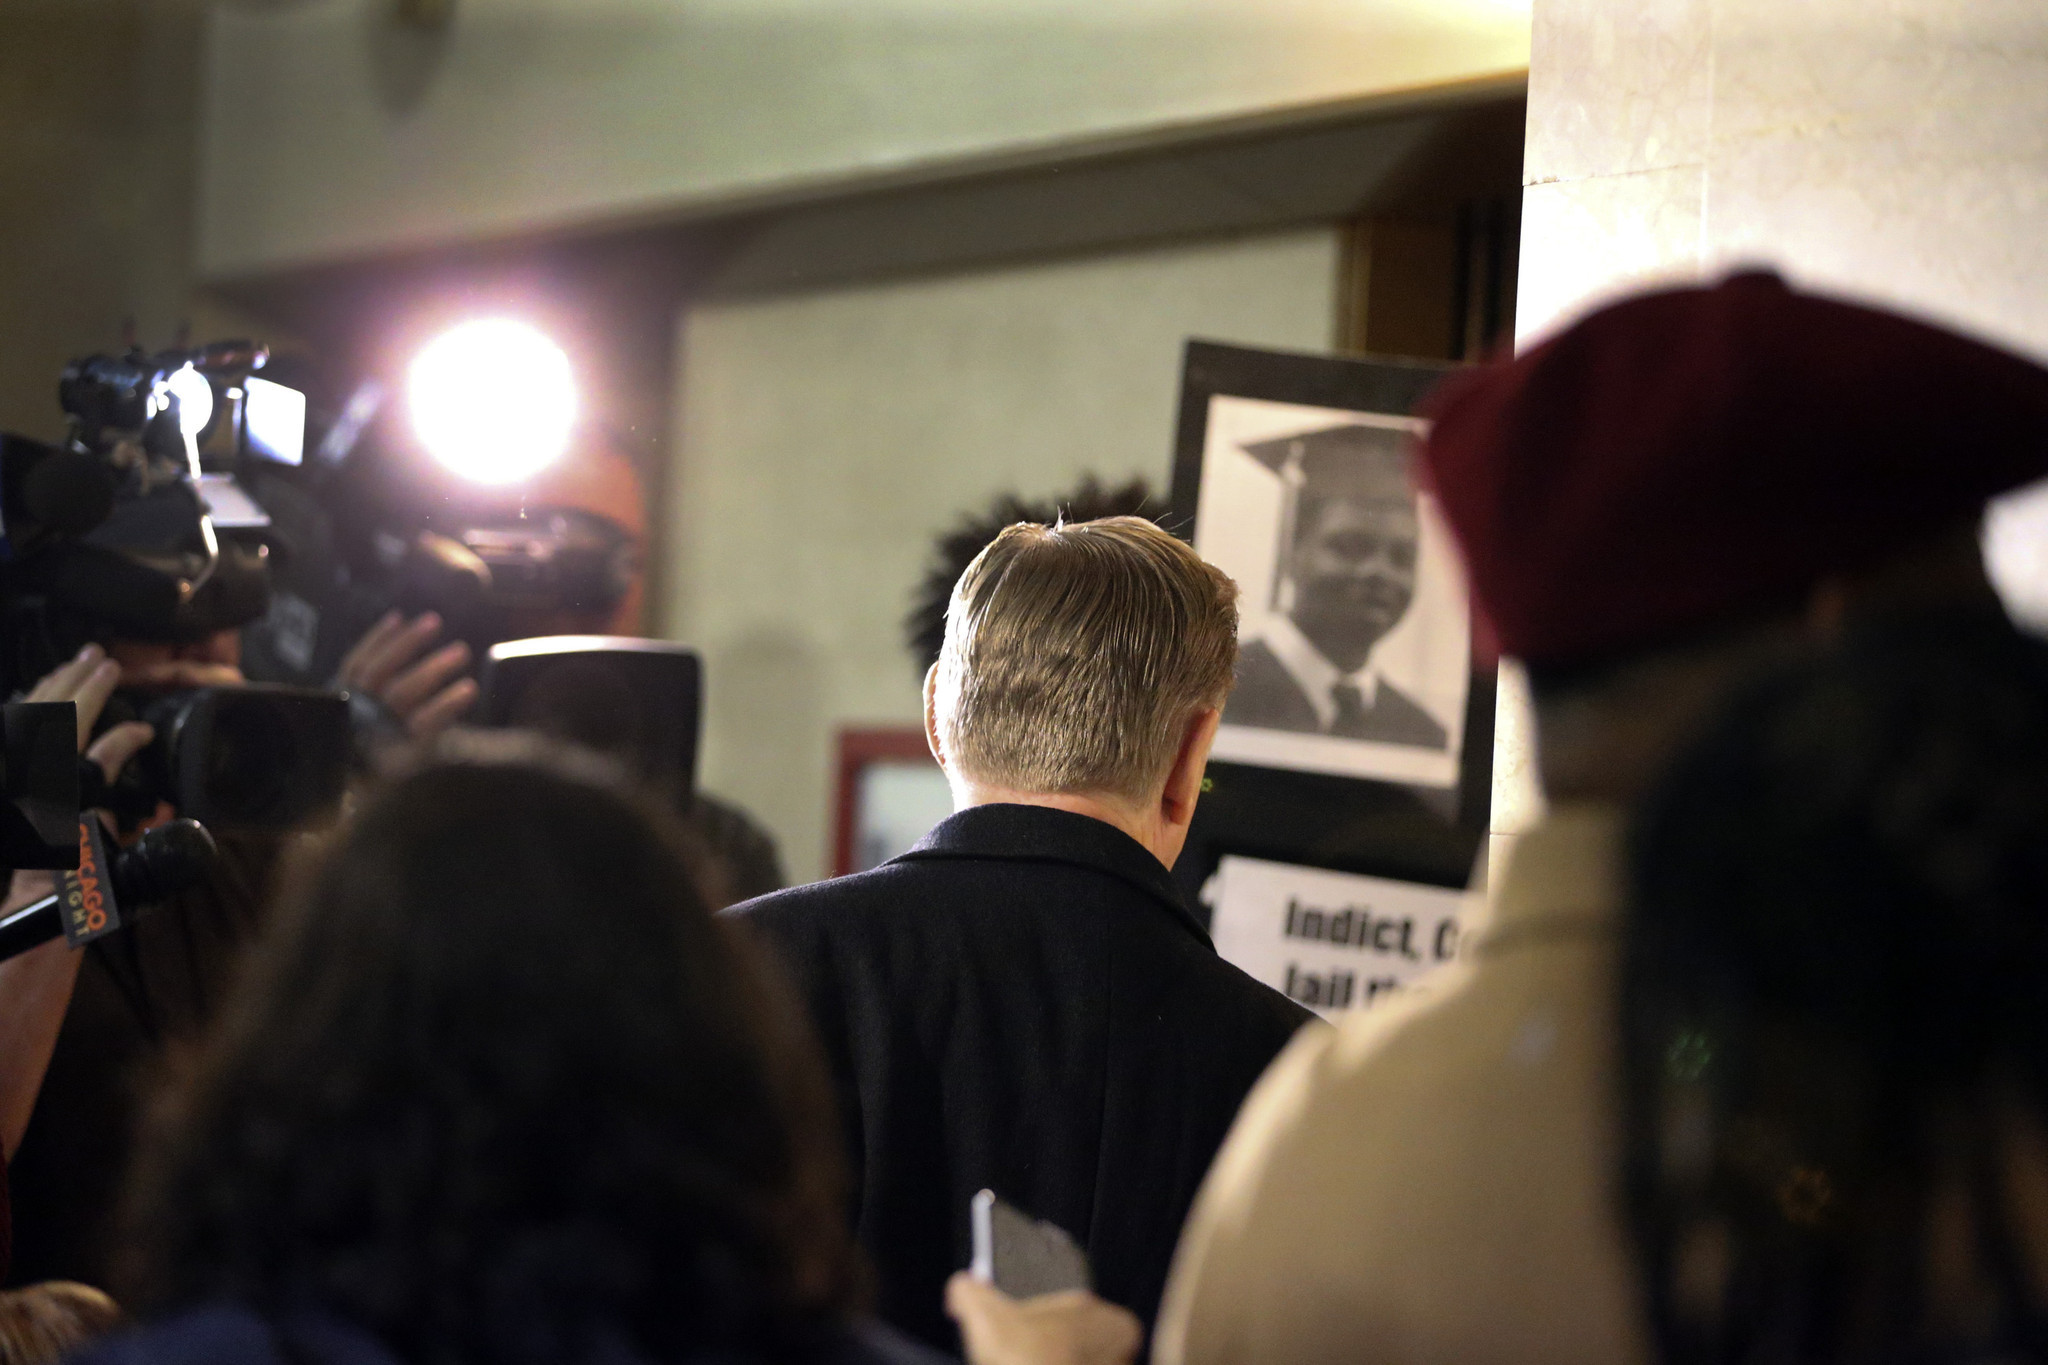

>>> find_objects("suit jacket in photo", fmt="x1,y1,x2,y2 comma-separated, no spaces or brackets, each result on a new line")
728,804,1315,1351
1226,636,1449,748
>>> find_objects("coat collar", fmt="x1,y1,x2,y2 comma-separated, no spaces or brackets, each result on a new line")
894,803,1213,948
1473,802,1625,959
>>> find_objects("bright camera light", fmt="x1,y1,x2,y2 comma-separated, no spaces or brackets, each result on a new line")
243,376,307,466
408,319,577,485
163,365,214,438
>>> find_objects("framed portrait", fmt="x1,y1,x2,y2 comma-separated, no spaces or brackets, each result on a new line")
1187,380,1468,786
1168,341,1493,904
832,727,952,877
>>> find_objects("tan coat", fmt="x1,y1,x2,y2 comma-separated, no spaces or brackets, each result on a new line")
1153,806,1652,1365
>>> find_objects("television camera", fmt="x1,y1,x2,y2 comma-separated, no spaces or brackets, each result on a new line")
0,323,684,950
0,341,349,904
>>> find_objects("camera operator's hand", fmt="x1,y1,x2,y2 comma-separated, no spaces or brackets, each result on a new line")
0,645,154,1159
119,660,245,691
945,1275,1142,1365
110,630,246,694
26,643,155,783
336,611,479,742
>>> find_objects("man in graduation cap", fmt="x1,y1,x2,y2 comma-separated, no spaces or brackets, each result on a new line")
1224,423,1448,750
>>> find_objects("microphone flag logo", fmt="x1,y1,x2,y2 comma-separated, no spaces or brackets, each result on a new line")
58,817,120,947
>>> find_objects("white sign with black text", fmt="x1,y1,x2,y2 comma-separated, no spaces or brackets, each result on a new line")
1208,855,1471,1017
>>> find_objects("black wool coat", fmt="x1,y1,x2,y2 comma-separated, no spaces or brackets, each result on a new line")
728,804,1315,1351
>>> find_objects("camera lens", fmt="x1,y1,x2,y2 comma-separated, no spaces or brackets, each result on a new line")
139,685,349,830
201,698,297,825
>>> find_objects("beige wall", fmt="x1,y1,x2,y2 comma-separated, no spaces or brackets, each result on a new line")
0,0,206,440
1519,0,2048,351
664,228,1340,881
197,0,1529,277
1497,0,2048,837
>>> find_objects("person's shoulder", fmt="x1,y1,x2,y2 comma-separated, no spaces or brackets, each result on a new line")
1115,900,1309,1015
1237,633,1283,667
1188,948,1320,1037
1231,946,1602,1172
67,1306,268,1365
1362,677,1451,749
724,860,939,935
69,1304,398,1365
1224,635,1315,731
1152,1002,1433,1359
1230,636,1293,695
1109,918,1319,1055
689,792,788,903
1375,674,1435,714
727,866,886,915
1176,970,1479,1197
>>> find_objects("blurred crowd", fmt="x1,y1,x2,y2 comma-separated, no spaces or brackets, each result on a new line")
7,269,2048,1365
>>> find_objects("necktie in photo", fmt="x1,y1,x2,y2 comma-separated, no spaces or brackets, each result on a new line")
1329,680,1368,736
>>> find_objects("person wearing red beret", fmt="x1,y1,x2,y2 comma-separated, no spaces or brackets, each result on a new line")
942,271,2048,1365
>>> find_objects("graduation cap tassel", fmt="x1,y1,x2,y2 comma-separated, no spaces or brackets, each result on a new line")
1272,439,1306,616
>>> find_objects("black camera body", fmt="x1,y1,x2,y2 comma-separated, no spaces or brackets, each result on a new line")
0,701,84,870
1,343,290,667
57,354,165,445
481,637,701,801
0,341,353,838
112,686,352,831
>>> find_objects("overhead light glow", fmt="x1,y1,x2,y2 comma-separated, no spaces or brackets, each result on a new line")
408,318,577,485
163,364,215,438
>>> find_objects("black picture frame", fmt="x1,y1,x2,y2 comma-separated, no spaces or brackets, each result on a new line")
1165,339,1495,912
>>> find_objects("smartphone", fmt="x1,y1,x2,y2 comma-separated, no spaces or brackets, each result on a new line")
969,1189,1092,1298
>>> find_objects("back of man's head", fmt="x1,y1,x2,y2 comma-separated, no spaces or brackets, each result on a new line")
934,516,1238,803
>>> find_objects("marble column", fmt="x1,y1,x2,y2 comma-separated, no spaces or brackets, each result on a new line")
1521,0,2048,349
1492,0,2048,840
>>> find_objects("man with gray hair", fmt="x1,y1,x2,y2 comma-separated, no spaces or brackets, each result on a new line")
730,516,1314,1353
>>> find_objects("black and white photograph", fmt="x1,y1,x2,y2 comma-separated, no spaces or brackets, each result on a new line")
1191,391,1471,789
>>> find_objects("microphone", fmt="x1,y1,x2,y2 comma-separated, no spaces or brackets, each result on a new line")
0,820,219,963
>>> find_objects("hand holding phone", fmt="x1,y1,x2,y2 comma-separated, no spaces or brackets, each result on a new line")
970,1189,1092,1298
946,1273,1142,1365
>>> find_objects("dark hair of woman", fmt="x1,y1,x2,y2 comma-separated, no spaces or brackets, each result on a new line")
1624,608,2048,1365
117,737,864,1365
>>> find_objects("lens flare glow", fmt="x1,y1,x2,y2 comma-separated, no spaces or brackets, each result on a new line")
408,319,577,485
163,365,214,438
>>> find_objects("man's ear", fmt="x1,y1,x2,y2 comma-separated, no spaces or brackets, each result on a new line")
922,662,949,772
1160,707,1222,830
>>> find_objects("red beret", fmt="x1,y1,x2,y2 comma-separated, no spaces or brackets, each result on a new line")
1418,271,2048,668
